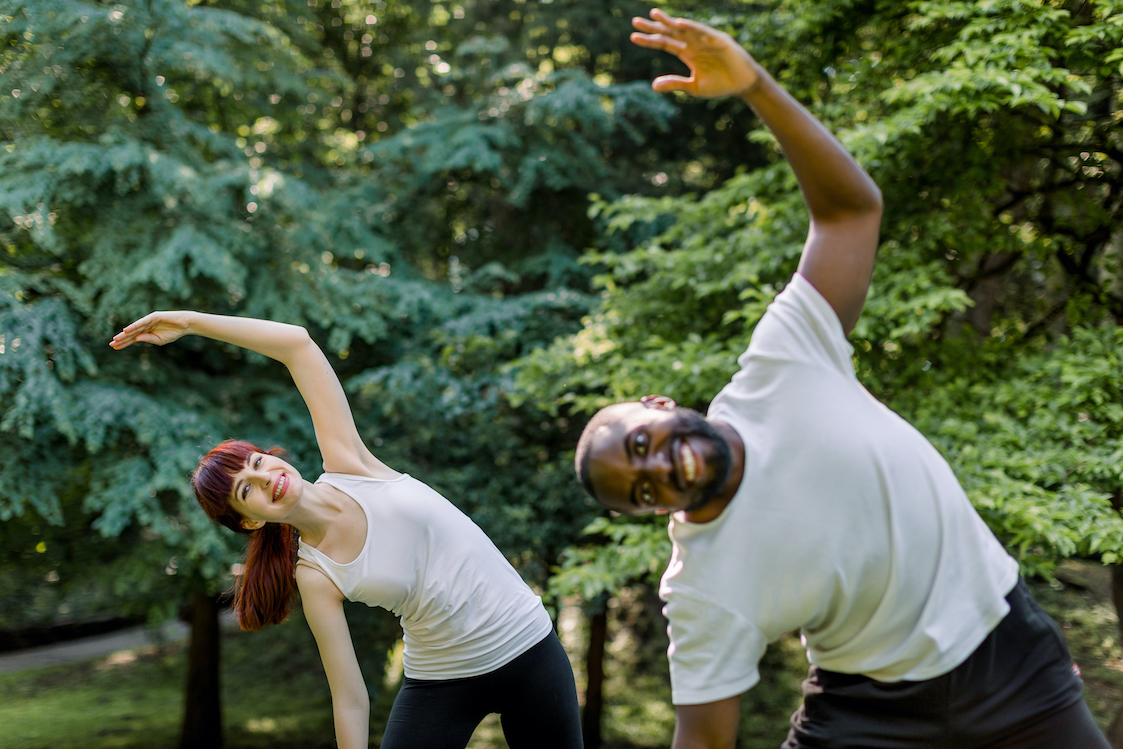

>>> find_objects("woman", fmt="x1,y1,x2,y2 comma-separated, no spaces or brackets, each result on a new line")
110,311,583,749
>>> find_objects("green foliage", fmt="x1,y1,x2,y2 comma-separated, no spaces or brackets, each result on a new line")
0,0,723,631
523,0,1123,603
920,326,1123,572
548,515,670,604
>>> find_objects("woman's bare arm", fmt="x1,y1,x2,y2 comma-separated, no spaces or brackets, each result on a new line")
297,564,370,749
110,311,393,477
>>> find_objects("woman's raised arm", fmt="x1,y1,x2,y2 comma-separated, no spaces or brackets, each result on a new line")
111,311,392,477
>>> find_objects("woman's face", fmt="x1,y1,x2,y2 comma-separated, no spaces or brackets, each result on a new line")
227,451,304,530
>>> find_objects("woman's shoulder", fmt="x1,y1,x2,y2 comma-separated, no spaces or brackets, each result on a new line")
320,451,404,481
317,469,410,485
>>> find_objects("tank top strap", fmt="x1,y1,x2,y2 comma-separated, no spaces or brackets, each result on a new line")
296,540,348,594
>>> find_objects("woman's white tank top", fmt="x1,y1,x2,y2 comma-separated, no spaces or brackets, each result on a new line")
296,472,553,680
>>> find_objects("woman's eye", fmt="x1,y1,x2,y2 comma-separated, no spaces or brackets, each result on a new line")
254,457,261,469
635,433,647,456
242,485,249,499
641,483,653,505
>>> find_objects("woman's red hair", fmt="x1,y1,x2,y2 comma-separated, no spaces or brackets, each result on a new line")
192,439,297,632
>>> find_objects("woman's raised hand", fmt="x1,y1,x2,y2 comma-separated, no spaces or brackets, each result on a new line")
110,311,193,350
631,8,761,99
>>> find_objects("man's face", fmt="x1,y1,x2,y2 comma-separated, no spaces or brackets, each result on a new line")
585,400,733,516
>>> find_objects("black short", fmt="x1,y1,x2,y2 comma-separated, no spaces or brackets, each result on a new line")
380,630,582,749
783,579,1110,749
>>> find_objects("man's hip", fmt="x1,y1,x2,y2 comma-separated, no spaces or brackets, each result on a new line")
782,579,1108,748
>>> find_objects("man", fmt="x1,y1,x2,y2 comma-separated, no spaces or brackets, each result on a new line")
574,9,1110,749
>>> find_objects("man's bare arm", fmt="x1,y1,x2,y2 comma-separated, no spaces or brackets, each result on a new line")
631,8,882,335
672,696,741,749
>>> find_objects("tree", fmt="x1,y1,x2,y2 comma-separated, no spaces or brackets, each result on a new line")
1,0,712,743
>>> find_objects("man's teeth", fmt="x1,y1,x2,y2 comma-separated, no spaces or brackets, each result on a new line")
681,443,697,484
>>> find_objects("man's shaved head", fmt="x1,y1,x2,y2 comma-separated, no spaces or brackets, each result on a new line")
574,402,643,500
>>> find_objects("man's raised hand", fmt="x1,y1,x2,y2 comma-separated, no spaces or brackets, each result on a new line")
630,8,760,99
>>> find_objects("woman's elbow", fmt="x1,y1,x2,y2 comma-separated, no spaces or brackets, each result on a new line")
337,689,369,714
290,326,319,355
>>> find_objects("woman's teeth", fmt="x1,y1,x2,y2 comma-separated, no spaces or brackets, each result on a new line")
680,442,697,484
273,474,286,501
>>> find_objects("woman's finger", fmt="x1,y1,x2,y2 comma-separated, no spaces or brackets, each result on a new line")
120,313,155,333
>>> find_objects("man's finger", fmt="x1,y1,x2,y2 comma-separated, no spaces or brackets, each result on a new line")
649,7,678,26
665,15,712,37
630,32,687,53
651,74,694,94
632,17,672,36
649,8,713,43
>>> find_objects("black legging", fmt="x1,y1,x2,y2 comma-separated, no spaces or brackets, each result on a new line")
380,631,583,749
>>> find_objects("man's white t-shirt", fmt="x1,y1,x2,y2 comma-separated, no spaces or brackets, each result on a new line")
659,272,1019,706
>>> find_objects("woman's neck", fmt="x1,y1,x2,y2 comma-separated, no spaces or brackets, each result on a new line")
281,481,351,547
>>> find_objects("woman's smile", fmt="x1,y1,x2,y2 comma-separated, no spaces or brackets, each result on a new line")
272,472,288,502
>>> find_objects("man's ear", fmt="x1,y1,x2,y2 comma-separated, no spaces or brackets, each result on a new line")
241,518,265,532
640,394,676,410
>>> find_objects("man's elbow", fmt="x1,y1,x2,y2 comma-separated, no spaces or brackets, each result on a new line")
867,182,883,215
852,179,882,220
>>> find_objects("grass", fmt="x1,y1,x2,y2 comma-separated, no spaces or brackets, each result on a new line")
0,617,338,749
1,563,1120,748
0,653,183,749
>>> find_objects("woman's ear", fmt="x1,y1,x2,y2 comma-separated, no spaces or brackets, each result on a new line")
241,518,266,532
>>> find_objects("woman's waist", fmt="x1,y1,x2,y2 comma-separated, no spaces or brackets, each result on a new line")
401,607,553,679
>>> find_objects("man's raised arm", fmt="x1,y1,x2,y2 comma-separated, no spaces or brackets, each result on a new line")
631,9,882,335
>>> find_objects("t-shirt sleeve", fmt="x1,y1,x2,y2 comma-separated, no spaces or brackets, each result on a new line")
663,589,767,705
741,272,855,377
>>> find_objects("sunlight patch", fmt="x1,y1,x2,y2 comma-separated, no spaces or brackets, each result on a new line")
246,718,277,733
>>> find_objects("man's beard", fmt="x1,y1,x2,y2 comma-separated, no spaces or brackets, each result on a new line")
667,407,734,512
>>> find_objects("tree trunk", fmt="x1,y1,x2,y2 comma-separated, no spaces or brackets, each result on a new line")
179,588,223,749
583,597,608,749
965,251,1019,338
1107,564,1123,748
